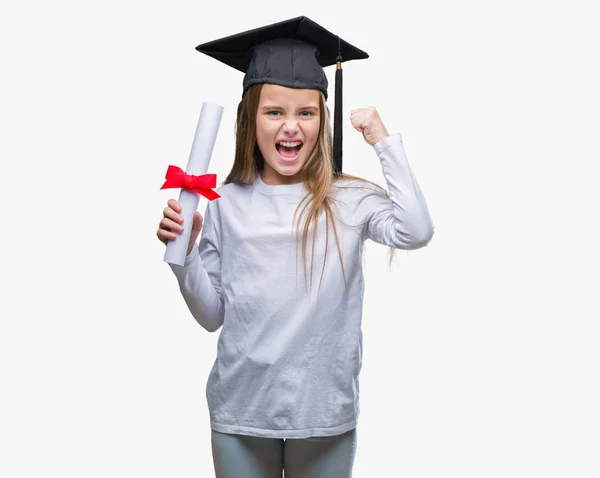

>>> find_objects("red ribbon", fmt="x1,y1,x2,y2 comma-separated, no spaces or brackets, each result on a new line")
160,165,221,201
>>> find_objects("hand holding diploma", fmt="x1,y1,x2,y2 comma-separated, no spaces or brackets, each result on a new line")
158,102,223,266
157,199,204,256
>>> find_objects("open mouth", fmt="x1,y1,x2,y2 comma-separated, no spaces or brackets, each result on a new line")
275,140,303,161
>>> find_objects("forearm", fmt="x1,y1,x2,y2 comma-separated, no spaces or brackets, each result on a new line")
169,248,224,332
373,133,434,248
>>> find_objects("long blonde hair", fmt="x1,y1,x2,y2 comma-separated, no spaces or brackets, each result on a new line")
224,84,397,293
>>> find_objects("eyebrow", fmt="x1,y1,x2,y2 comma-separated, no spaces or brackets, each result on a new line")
259,105,319,111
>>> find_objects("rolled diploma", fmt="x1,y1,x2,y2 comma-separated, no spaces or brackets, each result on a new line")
163,102,224,266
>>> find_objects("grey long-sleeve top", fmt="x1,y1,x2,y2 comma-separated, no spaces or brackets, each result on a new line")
169,133,434,439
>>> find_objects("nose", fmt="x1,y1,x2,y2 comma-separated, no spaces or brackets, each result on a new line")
282,115,299,134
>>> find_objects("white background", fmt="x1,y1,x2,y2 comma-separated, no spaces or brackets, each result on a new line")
1,0,599,476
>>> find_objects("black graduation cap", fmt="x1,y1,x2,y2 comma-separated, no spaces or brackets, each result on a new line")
195,16,369,177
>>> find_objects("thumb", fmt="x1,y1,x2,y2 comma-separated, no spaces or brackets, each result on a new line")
190,211,204,244
350,110,366,133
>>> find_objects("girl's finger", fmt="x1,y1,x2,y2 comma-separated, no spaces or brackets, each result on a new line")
160,217,184,233
157,228,178,243
167,198,181,212
192,212,204,229
163,207,183,224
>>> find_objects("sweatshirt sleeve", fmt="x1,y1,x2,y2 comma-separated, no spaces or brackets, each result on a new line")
356,133,434,250
168,201,225,332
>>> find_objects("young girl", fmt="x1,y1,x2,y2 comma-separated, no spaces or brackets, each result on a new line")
157,17,434,478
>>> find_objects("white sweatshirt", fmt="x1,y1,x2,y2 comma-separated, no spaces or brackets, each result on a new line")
169,133,434,439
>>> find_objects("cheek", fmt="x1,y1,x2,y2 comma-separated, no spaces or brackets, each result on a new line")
303,120,320,145
256,119,274,147
256,120,279,142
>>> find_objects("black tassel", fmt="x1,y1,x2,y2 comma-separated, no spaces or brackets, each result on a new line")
333,52,343,178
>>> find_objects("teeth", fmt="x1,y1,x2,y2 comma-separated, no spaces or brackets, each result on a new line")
278,141,302,147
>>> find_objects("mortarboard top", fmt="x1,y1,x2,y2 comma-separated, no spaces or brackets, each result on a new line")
195,16,369,176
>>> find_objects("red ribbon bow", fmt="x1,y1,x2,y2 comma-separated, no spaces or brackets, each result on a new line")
160,165,221,201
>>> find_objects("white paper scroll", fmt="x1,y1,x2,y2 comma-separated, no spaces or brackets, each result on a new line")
163,102,224,266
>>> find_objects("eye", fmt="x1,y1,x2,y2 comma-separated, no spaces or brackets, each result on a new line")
268,111,281,116
299,111,315,117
